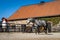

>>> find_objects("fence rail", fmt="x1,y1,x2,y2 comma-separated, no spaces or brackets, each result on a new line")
0,23,33,32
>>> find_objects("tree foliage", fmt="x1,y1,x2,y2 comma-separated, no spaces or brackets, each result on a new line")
38,16,60,25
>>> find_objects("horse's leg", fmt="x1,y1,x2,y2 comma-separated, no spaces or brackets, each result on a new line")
37,26,40,34
35,26,38,34
44,25,48,34
35,26,40,34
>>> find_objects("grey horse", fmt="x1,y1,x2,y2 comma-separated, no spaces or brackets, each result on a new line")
27,18,48,34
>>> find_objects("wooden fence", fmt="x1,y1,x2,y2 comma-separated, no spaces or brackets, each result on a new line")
0,23,33,32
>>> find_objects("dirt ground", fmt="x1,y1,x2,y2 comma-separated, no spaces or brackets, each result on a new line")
0,32,60,40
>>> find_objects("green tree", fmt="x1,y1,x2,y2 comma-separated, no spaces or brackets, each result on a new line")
38,16,60,25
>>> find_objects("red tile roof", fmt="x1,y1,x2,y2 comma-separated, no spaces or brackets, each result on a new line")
8,1,60,20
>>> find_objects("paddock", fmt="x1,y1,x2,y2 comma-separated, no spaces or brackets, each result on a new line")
0,32,60,40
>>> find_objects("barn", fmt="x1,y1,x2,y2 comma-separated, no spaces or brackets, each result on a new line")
7,0,60,25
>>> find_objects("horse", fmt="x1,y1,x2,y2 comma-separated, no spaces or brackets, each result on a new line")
27,18,48,34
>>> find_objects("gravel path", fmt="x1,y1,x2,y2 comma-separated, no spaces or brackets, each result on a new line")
0,32,60,40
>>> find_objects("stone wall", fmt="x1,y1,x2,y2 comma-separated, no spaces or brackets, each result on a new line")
52,21,60,32
8,20,27,24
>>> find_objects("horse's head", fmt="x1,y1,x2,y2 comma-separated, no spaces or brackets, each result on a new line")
27,18,35,24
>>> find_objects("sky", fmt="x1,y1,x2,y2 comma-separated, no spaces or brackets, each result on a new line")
0,0,53,21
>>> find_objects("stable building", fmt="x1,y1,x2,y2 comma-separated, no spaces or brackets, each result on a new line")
7,0,60,25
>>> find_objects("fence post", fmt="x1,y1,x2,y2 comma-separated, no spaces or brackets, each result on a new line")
21,24,26,32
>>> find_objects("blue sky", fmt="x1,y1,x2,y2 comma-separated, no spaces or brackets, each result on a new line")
0,0,53,21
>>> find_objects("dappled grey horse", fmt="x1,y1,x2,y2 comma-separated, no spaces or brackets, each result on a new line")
27,18,48,34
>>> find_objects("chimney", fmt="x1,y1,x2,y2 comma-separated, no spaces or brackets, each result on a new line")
38,1,45,5
53,0,60,1
40,1,45,4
